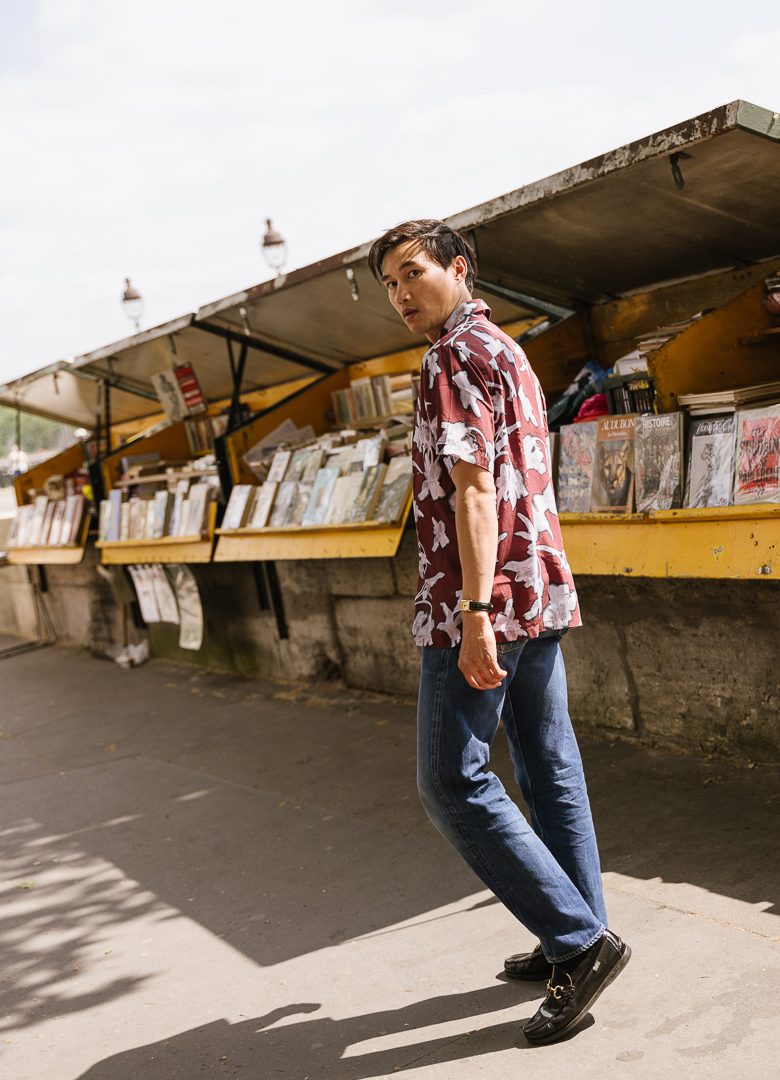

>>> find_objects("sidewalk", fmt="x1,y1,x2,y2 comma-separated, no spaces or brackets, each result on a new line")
0,641,778,1079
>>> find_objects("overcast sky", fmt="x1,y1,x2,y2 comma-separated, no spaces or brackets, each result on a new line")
1,0,778,385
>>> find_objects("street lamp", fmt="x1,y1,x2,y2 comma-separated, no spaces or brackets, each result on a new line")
260,218,287,275
121,277,144,332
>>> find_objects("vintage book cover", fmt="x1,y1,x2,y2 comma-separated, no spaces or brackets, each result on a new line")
267,448,292,484
684,416,736,508
48,500,67,546
40,500,56,545
150,370,188,422
301,448,324,483
7,507,27,547
151,491,172,538
182,484,211,537
98,500,111,542
170,479,190,536
634,412,684,512
14,505,35,547
591,415,637,512
324,473,364,525
287,447,314,482
268,480,298,527
27,495,49,546
247,482,278,529
733,405,780,504
372,374,393,416
556,422,598,513
287,482,314,526
119,502,131,541
373,455,413,523
222,484,254,531
61,494,86,545
327,446,355,475
350,377,378,420
107,489,124,542
350,434,384,472
128,498,146,540
302,468,339,527
349,464,388,523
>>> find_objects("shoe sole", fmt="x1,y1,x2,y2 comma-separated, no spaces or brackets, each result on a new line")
523,941,632,1046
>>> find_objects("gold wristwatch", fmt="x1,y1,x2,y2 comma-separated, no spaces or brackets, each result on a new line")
459,599,494,613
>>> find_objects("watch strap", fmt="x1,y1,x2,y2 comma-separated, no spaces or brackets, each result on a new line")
460,599,494,613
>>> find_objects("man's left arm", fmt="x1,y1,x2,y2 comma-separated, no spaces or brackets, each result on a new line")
451,460,507,691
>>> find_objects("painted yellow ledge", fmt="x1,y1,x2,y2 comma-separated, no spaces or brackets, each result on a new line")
560,504,780,579
96,534,215,564
7,544,87,565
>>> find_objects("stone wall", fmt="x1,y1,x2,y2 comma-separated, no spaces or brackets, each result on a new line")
2,521,778,762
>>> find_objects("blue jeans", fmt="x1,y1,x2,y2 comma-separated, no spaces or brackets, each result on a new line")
417,634,607,962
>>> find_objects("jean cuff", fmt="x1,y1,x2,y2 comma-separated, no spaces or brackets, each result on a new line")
545,923,605,964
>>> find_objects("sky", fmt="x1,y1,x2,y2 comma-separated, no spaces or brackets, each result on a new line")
1,0,778,385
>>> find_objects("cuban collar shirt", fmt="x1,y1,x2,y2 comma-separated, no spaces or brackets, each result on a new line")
411,298,581,648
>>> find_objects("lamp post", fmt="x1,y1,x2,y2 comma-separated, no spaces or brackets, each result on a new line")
121,277,144,332
260,218,287,275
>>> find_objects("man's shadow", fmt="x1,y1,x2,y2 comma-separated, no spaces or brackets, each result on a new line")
76,981,592,1078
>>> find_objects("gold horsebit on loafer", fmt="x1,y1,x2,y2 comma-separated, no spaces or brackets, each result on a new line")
546,973,576,1001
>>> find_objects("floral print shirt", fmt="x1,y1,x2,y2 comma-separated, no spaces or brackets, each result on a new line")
411,299,581,648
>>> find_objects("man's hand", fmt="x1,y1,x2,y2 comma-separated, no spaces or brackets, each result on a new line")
458,612,507,690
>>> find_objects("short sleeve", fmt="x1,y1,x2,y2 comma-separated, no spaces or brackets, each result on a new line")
422,344,495,474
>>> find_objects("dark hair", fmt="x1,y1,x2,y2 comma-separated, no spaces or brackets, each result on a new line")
367,219,477,292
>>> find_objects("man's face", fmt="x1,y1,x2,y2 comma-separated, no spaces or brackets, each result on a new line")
380,241,469,342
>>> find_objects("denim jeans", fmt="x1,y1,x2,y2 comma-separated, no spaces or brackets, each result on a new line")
417,633,607,962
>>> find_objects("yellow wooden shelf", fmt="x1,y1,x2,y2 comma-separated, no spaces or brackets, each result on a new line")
561,503,780,579
7,544,87,565
96,505,217,564
214,498,413,562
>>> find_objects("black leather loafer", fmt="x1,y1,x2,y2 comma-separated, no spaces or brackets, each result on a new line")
504,943,553,981
523,930,631,1045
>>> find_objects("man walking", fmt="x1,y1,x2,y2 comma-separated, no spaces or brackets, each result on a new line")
368,220,630,1045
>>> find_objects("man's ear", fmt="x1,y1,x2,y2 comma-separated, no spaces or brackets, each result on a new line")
451,254,468,283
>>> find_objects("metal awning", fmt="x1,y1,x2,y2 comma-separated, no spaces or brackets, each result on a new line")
3,98,778,427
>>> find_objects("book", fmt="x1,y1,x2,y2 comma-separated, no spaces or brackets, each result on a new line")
301,467,340,526
48,501,67,546
349,464,387,522
98,500,111,542
173,362,207,415
556,422,598,513
150,370,188,422
324,473,363,524
350,377,378,420
40,500,56,545
107,489,124,542
371,374,393,416
733,405,780,505
182,483,212,536
12,506,34,547
28,495,49,546
604,373,655,415
591,415,637,512
373,455,412,523
684,416,736,508
268,480,297,527
222,484,254,531
119,502,131,541
169,479,190,536
679,380,780,416
267,448,292,484
286,482,314,527
634,413,684,512
61,494,86,545
247,482,278,528
350,435,384,472
147,491,171,539
327,446,355,475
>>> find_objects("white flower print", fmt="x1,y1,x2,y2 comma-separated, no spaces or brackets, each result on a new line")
431,518,450,551
500,367,517,401
452,370,485,417
412,610,435,646
416,571,445,603
531,484,558,538
418,452,445,501
542,583,578,628
496,460,527,508
518,383,539,427
454,338,477,366
471,328,505,359
523,434,548,475
493,598,527,641
418,542,430,578
436,601,462,646
413,413,436,454
512,343,529,371
425,349,442,389
439,420,477,464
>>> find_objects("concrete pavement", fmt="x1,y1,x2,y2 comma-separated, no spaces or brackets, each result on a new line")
0,639,778,1079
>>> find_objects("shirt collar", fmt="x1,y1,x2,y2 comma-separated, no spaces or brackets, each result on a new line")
441,298,491,335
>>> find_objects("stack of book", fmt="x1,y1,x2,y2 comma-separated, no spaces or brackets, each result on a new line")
7,494,87,548
331,371,416,426
220,428,413,533
677,380,780,416
98,479,216,542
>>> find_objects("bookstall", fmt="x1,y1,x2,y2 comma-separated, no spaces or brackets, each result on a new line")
5,441,92,565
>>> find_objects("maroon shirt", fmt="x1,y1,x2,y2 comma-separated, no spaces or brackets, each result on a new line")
411,299,581,647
